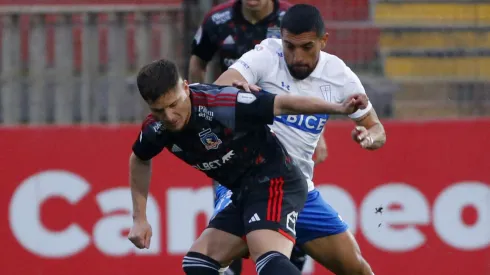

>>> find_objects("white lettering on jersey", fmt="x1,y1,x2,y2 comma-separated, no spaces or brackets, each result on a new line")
197,106,214,121
192,150,235,171
211,10,231,25
274,114,328,134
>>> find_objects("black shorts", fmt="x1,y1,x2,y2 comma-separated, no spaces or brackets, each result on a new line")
208,165,308,243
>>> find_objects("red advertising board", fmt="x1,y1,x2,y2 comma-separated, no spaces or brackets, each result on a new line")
1,120,489,275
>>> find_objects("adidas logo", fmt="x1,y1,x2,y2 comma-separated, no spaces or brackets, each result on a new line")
171,144,182,153
248,213,260,223
223,35,235,45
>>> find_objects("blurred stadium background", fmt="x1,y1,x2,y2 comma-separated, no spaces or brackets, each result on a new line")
0,0,488,275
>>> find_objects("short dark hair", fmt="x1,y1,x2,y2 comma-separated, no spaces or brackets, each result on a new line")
137,58,181,103
280,4,325,38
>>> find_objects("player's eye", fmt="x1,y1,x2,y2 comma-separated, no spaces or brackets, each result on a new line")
302,44,314,50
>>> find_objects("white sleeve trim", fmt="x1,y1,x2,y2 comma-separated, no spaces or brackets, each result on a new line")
349,101,372,119
229,60,255,84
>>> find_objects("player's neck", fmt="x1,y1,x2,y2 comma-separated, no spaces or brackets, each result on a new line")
241,1,274,24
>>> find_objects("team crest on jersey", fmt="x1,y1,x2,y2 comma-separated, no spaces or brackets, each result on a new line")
320,85,332,102
266,27,281,38
199,128,222,150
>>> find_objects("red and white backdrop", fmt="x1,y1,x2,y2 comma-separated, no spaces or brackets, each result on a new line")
1,119,489,275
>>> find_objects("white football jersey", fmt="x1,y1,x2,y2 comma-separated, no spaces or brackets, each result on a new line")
229,38,372,191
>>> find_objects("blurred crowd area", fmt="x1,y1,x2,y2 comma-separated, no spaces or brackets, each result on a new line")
0,0,489,125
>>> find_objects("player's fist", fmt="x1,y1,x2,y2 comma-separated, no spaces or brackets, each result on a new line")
351,126,373,149
341,94,368,114
232,80,261,92
128,219,152,249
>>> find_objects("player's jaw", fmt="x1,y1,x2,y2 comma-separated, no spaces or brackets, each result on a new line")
148,85,192,132
287,63,313,80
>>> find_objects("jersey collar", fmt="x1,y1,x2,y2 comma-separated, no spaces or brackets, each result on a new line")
233,0,280,25
308,52,327,79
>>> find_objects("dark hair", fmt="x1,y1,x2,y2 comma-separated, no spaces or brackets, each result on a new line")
280,4,325,38
137,58,181,103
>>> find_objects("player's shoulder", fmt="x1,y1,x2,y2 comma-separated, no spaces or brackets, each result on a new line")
140,113,166,141
202,0,235,26
190,84,241,110
320,51,359,85
253,38,283,60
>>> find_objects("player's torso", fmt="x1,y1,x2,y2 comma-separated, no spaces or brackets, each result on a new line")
258,44,345,190
213,3,287,72
163,85,291,188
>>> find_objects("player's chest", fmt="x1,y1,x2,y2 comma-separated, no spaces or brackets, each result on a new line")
166,119,242,161
219,22,281,57
261,75,336,102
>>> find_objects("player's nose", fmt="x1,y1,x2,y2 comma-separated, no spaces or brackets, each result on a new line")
164,111,179,123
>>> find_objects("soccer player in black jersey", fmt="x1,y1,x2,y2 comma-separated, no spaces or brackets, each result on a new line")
127,59,368,275
189,0,291,82
190,2,326,272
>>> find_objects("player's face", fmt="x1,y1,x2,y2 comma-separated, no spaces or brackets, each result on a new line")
243,0,269,11
148,80,191,132
281,30,328,80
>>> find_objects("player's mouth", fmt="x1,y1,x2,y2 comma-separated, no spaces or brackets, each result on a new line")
293,65,309,71
165,119,181,130
244,0,261,8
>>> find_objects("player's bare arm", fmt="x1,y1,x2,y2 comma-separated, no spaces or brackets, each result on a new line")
214,68,248,86
274,93,368,117
128,152,153,249
314,134,328,165
188,55,208,83
352,109,386,150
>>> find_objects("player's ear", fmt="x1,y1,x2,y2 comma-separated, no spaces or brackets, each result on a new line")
320,32,329,49
183,79,189,95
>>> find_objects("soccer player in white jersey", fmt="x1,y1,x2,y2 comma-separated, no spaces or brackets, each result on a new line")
208,4,386,275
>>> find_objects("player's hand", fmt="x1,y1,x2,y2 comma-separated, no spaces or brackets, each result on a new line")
351,126,374,149
128,219,152,249
313,136,328,165
341,94,368,114
232,80,261,92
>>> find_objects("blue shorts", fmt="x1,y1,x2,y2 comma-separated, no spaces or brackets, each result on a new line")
212,185,349,245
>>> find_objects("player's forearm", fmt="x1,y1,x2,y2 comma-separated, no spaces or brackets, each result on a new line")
129,153,152,221
188,55,207,83
274,95,343,116
366,123,386,150
188,68,206,83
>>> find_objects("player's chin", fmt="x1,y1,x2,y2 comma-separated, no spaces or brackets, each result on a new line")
165,122,184,132
291,69,310,80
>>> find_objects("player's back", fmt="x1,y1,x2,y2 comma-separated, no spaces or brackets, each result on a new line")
135,84,296,190
230,38,369,191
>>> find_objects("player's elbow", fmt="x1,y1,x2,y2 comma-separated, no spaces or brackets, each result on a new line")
214,68,247,86
130,152,151,167
272,95,292,116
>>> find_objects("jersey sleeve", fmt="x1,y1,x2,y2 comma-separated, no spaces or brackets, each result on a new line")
132,115,166,161
190,15,220,62
340,70,373,119
209,87,277,131
228,42,276,84
235,90,277,129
